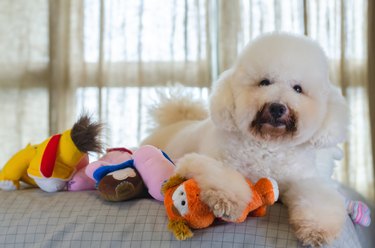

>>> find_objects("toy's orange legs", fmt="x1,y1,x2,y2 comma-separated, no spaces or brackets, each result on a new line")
236,181,265,222
249,205,267,217
241,178,279,221
254,178,278,205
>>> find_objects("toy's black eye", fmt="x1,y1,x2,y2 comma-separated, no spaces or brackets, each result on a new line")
259,79,271,86
180,191,184,196
181,200,186,206
293,85,303,94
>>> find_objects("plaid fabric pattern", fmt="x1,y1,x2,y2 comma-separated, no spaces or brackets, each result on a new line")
0,189,362,248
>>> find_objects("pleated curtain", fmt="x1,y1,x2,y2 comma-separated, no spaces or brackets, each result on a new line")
0,0,373,203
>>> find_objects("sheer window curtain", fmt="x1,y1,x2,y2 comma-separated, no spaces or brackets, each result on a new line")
50,0,212,146
0,0,49,168
0,0,373,203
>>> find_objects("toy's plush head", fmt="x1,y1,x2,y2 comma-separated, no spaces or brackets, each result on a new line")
163,175,215,240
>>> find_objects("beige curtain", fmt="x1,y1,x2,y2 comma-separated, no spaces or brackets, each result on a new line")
0,0,373,203
368,0,375,203
0,0,212,153
0,0,49,166
57,0,212,147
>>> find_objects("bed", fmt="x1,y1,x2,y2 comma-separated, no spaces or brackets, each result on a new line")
0,184,373,248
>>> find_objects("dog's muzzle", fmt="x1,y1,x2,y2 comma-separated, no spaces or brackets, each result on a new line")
250,102,297,138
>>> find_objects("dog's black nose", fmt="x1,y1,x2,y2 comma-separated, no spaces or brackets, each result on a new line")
269,103,287,119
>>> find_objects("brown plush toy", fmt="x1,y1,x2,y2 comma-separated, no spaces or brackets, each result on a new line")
162,174,279,240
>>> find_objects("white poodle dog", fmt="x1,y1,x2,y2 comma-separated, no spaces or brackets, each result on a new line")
141,33,348,246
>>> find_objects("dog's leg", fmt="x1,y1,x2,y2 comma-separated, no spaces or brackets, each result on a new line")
175,153,251,221
281,178,346,247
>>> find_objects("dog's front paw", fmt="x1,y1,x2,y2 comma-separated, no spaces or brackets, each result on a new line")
200,189,241,221
211,195,234,219
290,204,345,247
283,179,347,247
293,222,336,247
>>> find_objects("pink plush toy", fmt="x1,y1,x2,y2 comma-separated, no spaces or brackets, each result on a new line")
93,145,176,201
67,147,133,191
133,145,175,201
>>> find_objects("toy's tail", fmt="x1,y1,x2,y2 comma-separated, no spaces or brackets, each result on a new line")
71,115,103,153
149,89,208,129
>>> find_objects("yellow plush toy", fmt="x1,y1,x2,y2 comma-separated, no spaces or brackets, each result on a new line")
0,115,102,192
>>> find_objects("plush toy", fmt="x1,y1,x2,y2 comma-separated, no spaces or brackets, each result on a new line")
67,147,133,191
92,159,146,201
162,174,279,240
345,199,371,227
0,115,102,192
93,145,175,201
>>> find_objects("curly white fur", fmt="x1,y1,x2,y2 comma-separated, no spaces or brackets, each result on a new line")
141,33,348,246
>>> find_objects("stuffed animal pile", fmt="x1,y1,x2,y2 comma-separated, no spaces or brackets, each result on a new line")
0,119,371,238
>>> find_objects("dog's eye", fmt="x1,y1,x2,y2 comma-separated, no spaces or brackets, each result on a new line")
259,79,271,86
293,85,303,94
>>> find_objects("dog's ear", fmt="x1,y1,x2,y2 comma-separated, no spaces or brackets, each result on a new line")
209,69,237,131
310,85,349,148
